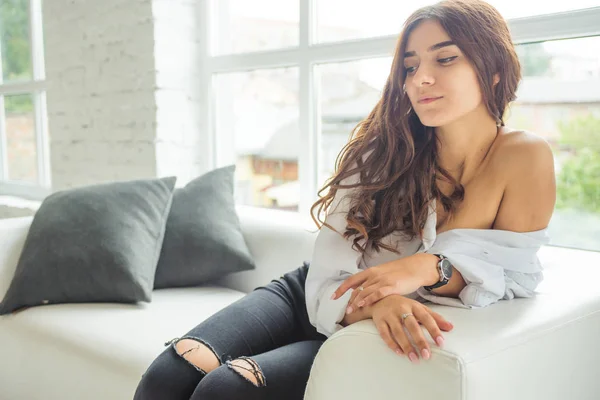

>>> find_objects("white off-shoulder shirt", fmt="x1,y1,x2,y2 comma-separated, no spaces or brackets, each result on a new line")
304,172,550,337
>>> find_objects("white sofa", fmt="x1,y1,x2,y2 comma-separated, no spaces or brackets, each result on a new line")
1,204,600,400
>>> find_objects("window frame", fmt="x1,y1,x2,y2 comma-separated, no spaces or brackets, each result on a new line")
0,0,50,200
202,1,600,217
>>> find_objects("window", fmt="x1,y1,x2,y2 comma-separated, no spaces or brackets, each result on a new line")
488,0,600,19
211,0,299,55
0,0,49,199
508,36,600,252
316,57,392,190
314,1,600,44
214,67,300,210
205,0,600,252
315,1,433,43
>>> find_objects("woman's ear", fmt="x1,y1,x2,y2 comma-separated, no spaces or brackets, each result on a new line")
493,73,500,87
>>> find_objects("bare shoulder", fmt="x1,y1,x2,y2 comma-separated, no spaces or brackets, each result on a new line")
491,128,555,176
490,128,556,232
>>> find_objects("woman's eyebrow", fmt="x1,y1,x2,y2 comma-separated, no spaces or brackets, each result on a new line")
404,40,456,58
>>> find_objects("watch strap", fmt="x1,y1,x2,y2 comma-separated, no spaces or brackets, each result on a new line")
423,254,451,291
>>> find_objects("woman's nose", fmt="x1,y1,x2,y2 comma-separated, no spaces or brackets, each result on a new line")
413,66,435,87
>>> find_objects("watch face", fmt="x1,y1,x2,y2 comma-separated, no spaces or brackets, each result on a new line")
440,259,453,279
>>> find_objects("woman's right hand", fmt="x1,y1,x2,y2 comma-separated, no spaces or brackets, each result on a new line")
370,294,454,363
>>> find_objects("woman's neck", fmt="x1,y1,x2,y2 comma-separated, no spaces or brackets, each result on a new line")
434,112,499,184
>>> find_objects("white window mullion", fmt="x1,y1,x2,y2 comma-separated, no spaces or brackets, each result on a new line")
198,0,215,171
0,96,6,182
210,0,237,170
30,0,50,188
0,33,8,182
0,81,45,96
298,0,317,216
0,16,4,181
509,7,600,44
208,35,397,73
211,0,232,58
34,91,50,187
30,0,45,81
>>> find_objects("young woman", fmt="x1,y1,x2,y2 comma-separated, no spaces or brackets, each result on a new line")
134,1,556,399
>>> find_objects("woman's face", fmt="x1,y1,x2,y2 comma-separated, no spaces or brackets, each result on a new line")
402,19,485,127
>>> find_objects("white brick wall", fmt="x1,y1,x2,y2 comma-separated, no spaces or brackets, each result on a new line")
0,0,211,218
43,0,158,191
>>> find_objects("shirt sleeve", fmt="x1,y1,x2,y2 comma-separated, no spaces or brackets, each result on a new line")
415,228,550,308
305,171,364,337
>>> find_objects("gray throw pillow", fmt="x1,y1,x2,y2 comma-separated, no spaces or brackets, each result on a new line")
0,176,177,315
153,165,255,289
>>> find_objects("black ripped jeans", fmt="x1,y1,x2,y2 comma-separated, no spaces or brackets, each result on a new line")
133,262,327,400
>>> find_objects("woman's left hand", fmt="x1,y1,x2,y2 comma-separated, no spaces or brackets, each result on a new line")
332,254,434,314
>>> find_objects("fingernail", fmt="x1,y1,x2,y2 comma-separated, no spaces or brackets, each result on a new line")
395,349,403,356
436,336,445,347
421,348,430,360
357,300,365,307
346,306,353,314
330,293,336,300
409,352,419,363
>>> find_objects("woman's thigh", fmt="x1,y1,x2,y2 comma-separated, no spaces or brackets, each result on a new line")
190,340,325,400
177,262,321,361
134,263,325,400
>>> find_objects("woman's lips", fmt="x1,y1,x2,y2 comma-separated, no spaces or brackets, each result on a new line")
418,96,442,104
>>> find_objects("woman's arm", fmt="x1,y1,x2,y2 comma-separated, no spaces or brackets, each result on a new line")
305,169,365,337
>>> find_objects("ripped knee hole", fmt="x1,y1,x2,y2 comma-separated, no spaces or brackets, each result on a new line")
168,337,222,374
226,357,266,388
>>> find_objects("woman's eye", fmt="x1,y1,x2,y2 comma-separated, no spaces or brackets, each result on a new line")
404,56,457,75
438,56,458,64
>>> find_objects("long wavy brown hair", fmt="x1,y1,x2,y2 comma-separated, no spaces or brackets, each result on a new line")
309,0,521,256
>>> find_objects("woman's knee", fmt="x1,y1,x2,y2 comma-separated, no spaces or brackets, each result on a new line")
174,338,222,373
134,338,219,400
190,361,266,400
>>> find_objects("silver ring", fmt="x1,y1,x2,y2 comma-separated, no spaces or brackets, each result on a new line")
401,313,414,322
358,286,365,291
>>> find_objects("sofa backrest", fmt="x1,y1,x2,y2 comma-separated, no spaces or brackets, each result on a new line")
216,205,319,293
0,206,320,299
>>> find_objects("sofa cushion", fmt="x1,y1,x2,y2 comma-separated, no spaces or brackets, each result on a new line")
0,177,177,315
0,286,246,400
153,165,255,289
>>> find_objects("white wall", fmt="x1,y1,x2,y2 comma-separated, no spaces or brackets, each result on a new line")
1,0,210,218
44,0,158,190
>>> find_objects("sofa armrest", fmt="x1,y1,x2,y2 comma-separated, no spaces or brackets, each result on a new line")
215,205,318,293
305,246,600,400
0,216,33,300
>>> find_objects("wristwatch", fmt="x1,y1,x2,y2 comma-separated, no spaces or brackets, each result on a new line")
423,254,453,291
